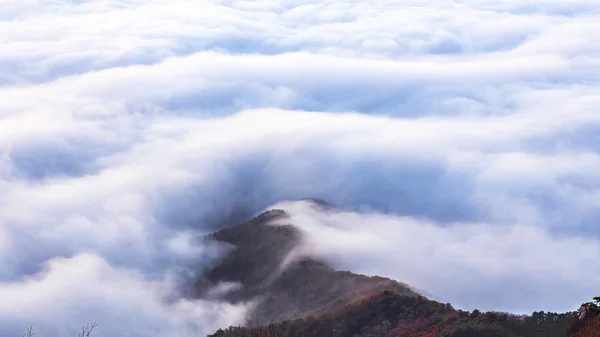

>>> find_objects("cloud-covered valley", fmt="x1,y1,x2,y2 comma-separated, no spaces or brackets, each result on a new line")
1,0,600,336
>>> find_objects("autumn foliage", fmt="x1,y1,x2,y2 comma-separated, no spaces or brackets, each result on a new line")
567,301,600,337
209,290,576,337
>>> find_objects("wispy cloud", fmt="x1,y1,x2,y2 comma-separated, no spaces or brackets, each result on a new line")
0,0,599,336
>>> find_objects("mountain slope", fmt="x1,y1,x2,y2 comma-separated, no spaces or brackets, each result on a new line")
199,207,577,336
210,290,575,337
195,208,418,324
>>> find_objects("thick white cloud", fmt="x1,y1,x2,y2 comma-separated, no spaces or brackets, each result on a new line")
0,253,251,337
269,200,600,314
1,0,600,336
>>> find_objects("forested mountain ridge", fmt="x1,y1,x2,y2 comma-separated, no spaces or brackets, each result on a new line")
210,290,577,337
200,208,589,337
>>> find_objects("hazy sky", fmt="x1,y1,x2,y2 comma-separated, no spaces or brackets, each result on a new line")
1,0,600,336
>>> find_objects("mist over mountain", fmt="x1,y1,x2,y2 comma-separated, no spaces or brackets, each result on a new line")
194,207,419,324
191,206,582,337
2,0,600,337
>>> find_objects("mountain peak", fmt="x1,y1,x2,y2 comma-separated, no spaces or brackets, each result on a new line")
195,209,418,324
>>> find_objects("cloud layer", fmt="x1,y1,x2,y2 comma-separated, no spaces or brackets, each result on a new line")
271,200,600,314
1,0,600,336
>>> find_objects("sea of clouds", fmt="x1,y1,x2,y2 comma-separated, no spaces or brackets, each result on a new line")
1,0,600,336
